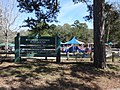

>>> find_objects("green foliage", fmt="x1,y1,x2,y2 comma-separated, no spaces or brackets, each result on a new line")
81,2,120,44
28,22,50,36
17,0,60,30
104,3,120,44
71,20,87,41
35,20,93,43
109,18,120,44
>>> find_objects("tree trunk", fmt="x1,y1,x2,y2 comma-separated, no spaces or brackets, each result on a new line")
106,26,110,43
93,0,106,69
5,34,8,52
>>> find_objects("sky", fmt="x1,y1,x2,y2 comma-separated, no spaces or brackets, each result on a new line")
19,0,93,29
51,0,120,29
52,0,93,28
1,0,120,30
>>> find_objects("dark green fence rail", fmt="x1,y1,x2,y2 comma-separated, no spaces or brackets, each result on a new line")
15,33,61,63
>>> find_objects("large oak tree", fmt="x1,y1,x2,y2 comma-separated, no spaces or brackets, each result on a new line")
93,0,106,68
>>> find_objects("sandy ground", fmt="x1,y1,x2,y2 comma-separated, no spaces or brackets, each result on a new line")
0,57,120,90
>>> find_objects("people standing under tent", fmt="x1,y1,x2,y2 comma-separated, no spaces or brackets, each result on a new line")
82,44,87,58
65,44,71,60
61,44,66,53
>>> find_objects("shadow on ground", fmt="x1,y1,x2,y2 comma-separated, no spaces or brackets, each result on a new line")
0,59,120,90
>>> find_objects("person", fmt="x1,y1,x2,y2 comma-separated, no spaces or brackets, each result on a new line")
65,45,70,60
82,44,89,58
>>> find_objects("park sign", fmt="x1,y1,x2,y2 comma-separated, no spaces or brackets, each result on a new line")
15,33,61,63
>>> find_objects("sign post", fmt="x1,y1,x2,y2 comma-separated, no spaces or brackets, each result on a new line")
15,33,21,62
56,35,61,63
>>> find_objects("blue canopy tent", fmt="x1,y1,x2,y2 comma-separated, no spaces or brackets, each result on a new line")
108,42,113,45
105,42,113,45
63,37,85,53
65,37,84,44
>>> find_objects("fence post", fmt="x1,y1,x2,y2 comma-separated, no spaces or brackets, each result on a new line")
119,49,120,56
15,33,21,62
112,52,115,62
56,35,61,63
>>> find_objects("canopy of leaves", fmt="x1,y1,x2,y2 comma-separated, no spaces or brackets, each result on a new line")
104,3,120,44
30,20,93,43
17,0,60,30
80,1,120,45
